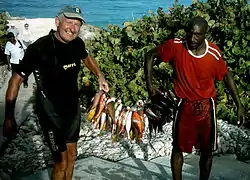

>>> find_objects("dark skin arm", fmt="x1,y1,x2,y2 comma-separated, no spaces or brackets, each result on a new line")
3,73,24,137
6,55,11,71
144,47,161,97
223,70,245,127
82,55,109,92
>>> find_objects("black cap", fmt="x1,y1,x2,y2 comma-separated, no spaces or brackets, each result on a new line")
7,32,15,38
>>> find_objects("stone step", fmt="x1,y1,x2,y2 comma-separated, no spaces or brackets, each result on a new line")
0,74,34,153
13,156,164,180
118,157,197,180
150,154,250,180
183,154,250,180
8,153,250,180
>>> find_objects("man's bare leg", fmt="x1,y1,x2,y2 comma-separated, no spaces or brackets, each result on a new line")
199,152,212,180
52,151,68,180
65,143,77,180
171,149,184,180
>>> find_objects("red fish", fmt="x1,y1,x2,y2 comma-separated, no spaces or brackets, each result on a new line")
131,110,144,140
87,90,105,121
92,92,106,123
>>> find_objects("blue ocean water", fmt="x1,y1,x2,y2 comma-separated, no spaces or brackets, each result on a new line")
0,0,191,28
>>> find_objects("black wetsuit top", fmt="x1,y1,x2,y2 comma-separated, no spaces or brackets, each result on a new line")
17,30,88,125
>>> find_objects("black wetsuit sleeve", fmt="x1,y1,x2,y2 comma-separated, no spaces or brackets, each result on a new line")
77,37,88,60
16,43,40,79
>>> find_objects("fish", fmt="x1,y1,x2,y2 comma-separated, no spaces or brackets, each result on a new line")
115,101,123,120
115,99,122,110
125,107,133,139
93,115,101,129
113,101,123,134
87,107,97,122
143,114,149,136
118,119,126,135
117,108,127,134
105,97,116,128
87,90,105,121
118,106,126,134
131,110,144,140
144,106,161,120
136,100,144,108
92,92,106,123
88,90,105,110
148,90,175,137
99,112,107,131
144,102,169,138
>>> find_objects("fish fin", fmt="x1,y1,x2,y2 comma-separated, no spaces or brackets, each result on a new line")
87,107,96,121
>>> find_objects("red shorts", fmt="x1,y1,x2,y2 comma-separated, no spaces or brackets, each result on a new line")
172,98,218,153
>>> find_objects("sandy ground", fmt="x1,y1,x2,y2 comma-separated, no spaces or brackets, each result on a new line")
7,18,99,43
8,18,56,42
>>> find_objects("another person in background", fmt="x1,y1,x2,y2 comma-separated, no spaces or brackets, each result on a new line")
7,23,19,38
144,16,245,180
3,5,109,180
20,23,34,47
4,32,28,88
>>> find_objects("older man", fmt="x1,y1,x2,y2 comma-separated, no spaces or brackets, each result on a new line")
144,16,245,180
3,5,109,180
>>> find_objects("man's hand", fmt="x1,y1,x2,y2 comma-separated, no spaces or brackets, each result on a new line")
98,76,109,93
237,104,245,127
223,72,245,128
148,87,167,106
148,86,161,98
3,117,17,137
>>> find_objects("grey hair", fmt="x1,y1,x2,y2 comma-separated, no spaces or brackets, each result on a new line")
56,14,83,25
57,14,65,21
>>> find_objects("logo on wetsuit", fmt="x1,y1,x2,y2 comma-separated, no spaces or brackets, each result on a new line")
63,62,76,70
48,131,58,152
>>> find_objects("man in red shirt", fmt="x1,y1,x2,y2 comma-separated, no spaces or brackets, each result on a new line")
144,16,245,180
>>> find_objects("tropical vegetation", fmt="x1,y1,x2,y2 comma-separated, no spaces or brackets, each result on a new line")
81,0,250,125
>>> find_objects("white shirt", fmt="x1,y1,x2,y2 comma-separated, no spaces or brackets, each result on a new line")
20,28,33,42
4,40,26,64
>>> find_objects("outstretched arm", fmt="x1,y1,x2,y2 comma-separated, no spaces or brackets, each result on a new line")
3,73,24,137
83,55,109,92
223,70,245,126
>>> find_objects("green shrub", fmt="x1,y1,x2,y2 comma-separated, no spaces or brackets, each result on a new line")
0,12,8,45
82,0,250,124
0,12,8,65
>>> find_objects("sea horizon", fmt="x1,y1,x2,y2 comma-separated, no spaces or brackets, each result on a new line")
0,0,191,28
